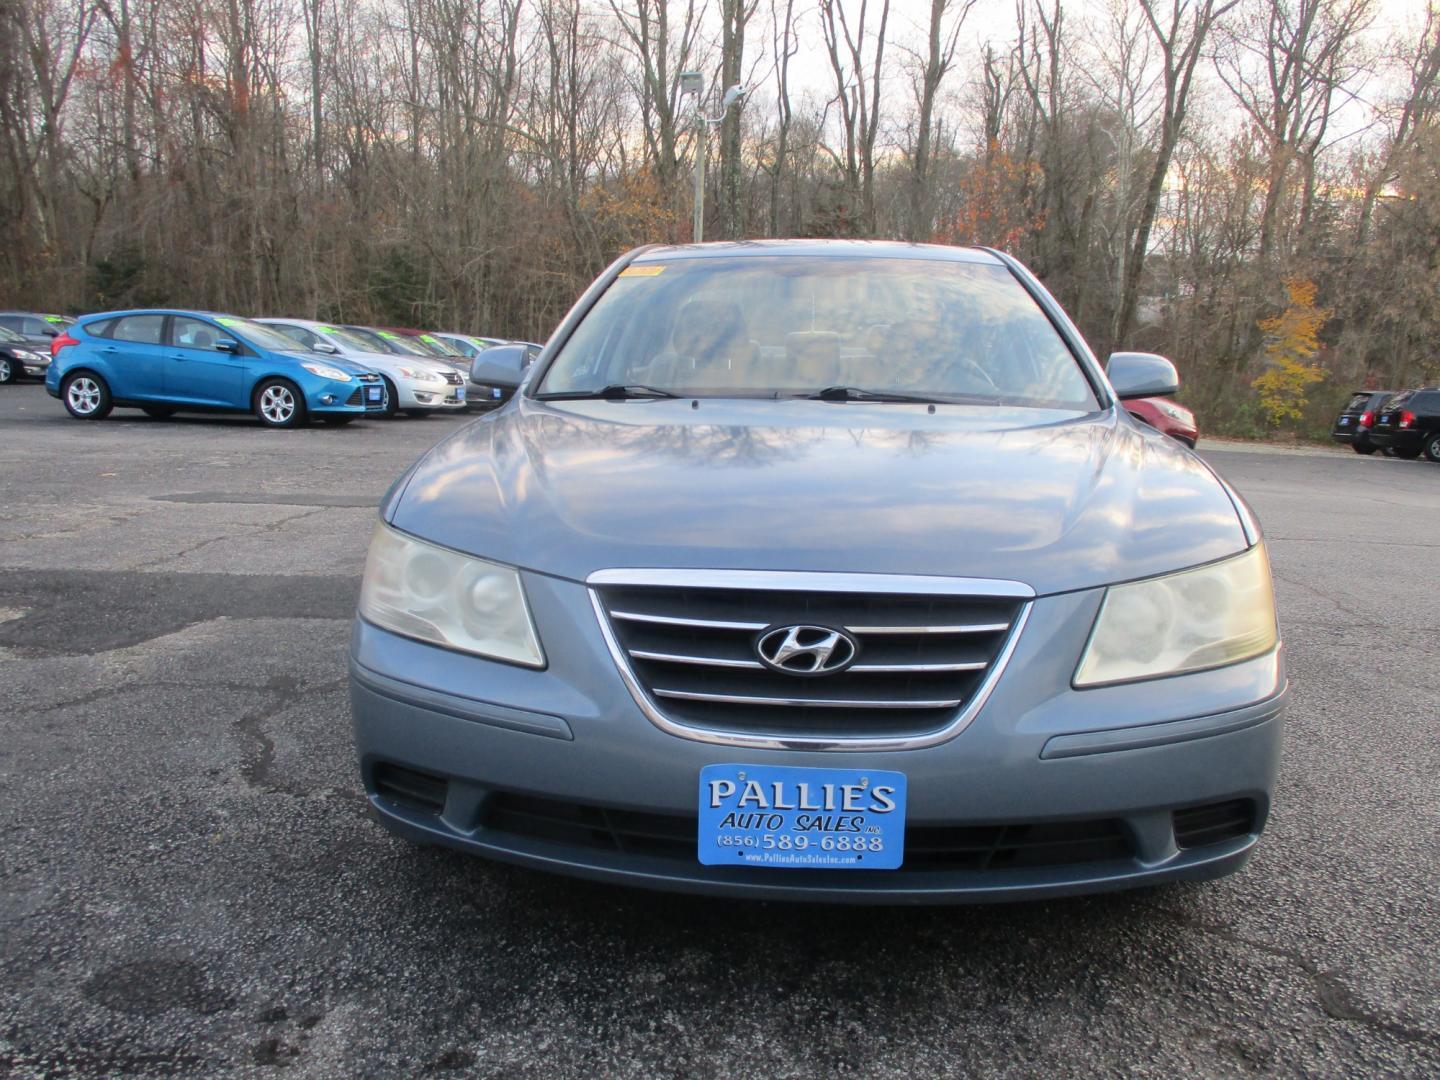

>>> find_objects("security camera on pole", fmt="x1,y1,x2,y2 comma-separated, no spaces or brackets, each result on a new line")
678,73,747,244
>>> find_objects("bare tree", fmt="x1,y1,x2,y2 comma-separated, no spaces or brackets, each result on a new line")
1112,0,1240,344
718,0,758,238
609,0,704,202
1354,1,1440,243
763,0,799,235
903,0,975,241
1217,0,1375,261
818,0,891,234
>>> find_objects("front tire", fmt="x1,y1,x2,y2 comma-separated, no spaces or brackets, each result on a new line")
0,356,13,384
1352,443,1376,455
1394,447,1422,460
380,377,399,418
1423,434,1440,463
254,379,307,428
62,372,112,420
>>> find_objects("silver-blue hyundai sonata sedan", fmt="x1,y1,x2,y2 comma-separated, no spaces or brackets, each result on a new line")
349,240,1285,903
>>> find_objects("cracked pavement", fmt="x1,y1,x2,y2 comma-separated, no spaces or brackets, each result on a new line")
1,384,1437,1077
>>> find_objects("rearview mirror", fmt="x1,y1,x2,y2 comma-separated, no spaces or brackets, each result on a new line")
216,338,241,353
469,344,527,389
1107,351,1179,399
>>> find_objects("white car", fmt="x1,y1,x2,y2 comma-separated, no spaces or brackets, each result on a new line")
257,318,467,418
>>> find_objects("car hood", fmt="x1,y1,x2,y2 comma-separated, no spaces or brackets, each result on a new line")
284,351,375,376
345,350,452,376
390,399,1248,594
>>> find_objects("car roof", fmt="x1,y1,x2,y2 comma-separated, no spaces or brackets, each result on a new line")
80,308,242,321
628,239,1004,264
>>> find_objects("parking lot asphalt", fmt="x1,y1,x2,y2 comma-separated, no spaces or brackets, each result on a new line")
1,382,1437,1078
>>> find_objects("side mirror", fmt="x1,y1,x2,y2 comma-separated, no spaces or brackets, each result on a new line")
1107,351,1179,399
313,340,340,354
469,343,527,389
216,338,241,353
42,327,58,337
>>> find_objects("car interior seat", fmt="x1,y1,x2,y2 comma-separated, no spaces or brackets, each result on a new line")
661,299,757,389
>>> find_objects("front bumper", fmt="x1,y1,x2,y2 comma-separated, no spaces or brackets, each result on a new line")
397,378,467,410
306,376,386,415
348,573,1287,903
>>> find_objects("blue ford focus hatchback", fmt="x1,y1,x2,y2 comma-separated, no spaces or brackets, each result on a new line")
47,309,388,427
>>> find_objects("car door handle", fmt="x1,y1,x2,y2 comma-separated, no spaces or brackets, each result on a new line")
169,353,189,361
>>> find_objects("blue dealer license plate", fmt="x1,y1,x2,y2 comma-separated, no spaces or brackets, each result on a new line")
698,764,906,869
366,387,382,402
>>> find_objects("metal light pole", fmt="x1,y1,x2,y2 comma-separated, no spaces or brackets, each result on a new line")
678,73,746,245
693,116,708,243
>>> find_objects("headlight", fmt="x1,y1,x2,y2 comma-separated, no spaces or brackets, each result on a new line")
301,360,352,381
18,350,46,362
1074,544,1277,687
358,523,544,667
1159,402,1191,422
397,366,444,382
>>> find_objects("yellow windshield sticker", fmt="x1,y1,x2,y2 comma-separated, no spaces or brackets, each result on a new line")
317,325,338,333
619,265,666,277
216,318,242,327
378,331,399,339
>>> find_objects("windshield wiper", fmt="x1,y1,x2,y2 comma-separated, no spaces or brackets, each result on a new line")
538,384,680,401
799,385,945,404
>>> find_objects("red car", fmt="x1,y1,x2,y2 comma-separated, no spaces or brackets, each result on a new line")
1126,395,1198,448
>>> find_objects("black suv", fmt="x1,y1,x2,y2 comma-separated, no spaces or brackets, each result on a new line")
1331,389,1396,455
1369,388,1440,461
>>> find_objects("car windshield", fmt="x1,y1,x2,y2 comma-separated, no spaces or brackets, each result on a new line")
365,330,433,357
314,325,384,353
416,334,462,356
215,316,313,353
535,255,1099,409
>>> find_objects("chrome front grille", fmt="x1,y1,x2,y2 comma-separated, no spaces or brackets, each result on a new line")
442,370,464,385
589,570,1032,750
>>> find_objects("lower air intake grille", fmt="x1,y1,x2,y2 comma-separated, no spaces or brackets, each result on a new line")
1172,799,1254,849
593,575,1028,744
373,763,447,815
480,793,1133,872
